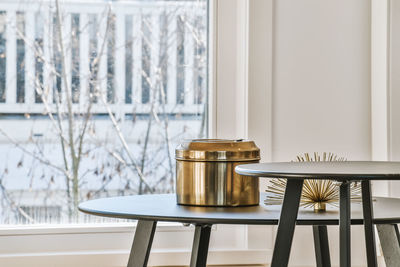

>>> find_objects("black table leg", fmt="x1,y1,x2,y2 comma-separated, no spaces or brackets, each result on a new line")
313,225,331,267
340,181,351,267
376,224,400,267
270,179,304,267
127,220,157,267
190,224,212,267
361,180,378,267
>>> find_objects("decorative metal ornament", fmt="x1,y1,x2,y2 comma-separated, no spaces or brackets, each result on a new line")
265,152,362,212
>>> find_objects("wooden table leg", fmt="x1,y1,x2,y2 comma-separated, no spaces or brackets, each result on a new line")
190,224,212,267
270,179,304,267
340,181,351,267
313,225,331,267
127,220,157,267
361,180,378,267
376,224,400,267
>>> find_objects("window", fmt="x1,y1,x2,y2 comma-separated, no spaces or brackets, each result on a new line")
0,0,208,224
0,1,273,266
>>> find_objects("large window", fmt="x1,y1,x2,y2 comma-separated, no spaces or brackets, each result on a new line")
0,0,208,224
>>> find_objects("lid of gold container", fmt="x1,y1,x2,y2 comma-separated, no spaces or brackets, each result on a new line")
175,139,260,161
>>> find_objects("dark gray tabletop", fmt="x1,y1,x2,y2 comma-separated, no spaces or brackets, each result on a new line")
79,193,400,225
235,161,400,181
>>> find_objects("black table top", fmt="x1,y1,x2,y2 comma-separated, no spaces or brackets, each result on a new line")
235,161,400,181
79,193,400,225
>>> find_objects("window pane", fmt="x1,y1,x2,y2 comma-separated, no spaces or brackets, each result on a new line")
0,0,209,224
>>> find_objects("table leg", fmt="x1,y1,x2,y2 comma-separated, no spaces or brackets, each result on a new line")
127,220,157,267
376,224,400,267
270,179,304,267
313,225,331,267
340,181,351,267
190,224,212,267
361,180,378,267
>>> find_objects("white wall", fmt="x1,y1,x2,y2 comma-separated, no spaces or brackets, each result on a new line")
272,0,371,162
270,1,372,266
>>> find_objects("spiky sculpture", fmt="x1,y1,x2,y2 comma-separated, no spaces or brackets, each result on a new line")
265,152,361,212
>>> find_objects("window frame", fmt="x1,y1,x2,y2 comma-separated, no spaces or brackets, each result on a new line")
0,0,274,266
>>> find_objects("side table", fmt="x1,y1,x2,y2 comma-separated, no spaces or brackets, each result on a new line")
79,193,400,267
236,161,400,267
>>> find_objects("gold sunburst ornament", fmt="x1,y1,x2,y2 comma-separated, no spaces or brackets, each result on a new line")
265,152,362,212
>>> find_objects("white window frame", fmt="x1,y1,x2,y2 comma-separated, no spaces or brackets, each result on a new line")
371,0,400,197
0,1,274,266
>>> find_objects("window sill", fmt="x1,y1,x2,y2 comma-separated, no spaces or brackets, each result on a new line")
0,223,270,266
0,221,191,236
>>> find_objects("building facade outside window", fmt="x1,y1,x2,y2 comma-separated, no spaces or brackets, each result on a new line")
0,0,209,224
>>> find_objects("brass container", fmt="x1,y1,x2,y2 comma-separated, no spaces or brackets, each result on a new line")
175,139,260,206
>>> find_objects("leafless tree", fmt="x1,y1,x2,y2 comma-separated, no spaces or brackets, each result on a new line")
0,0,207,223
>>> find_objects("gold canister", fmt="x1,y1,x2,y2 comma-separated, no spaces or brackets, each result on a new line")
175,139,260,206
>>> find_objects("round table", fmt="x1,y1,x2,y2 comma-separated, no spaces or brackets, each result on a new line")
79,193,400,267
235,161,400,267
